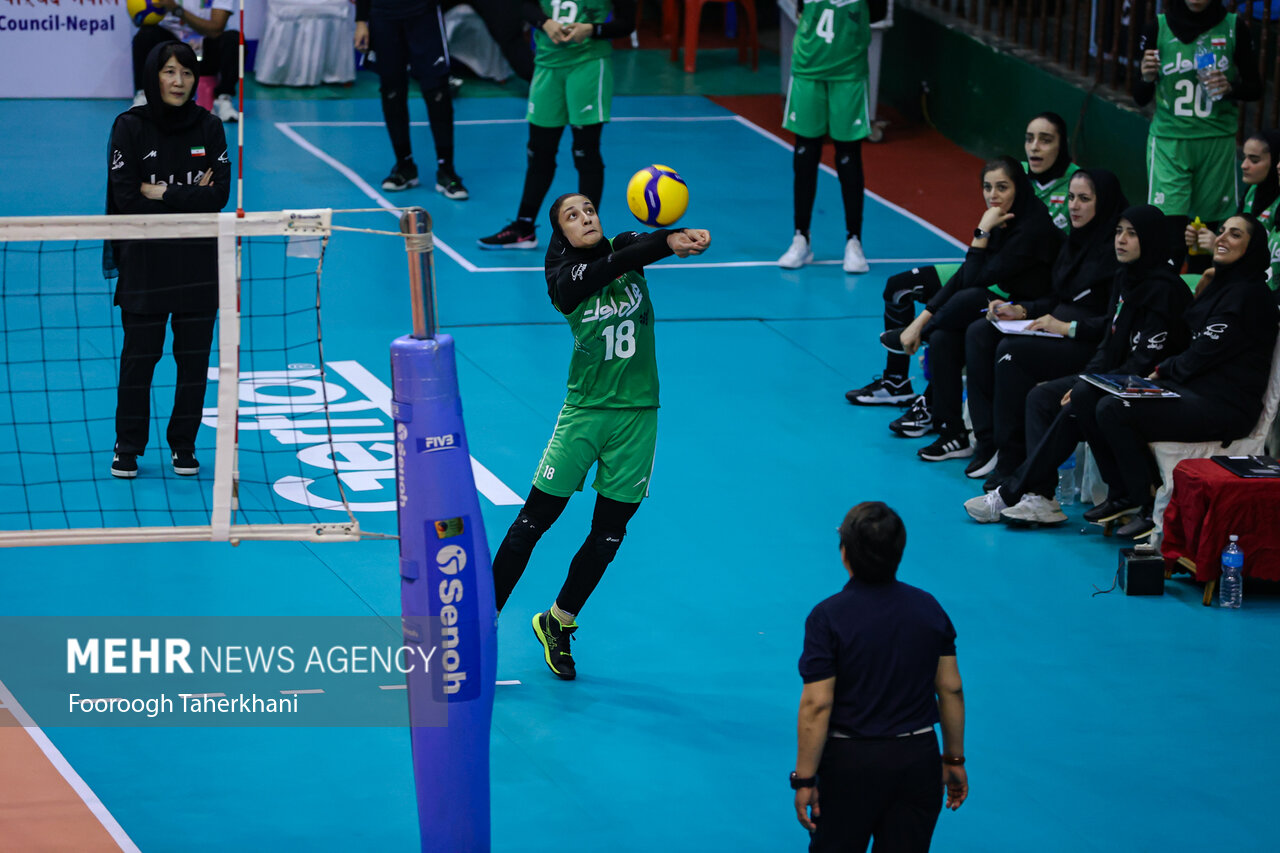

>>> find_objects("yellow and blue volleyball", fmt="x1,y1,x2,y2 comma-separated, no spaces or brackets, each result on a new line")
127,0,166,27
626,165,689,227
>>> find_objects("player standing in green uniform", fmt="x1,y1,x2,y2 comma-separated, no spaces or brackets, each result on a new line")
477,0,636,250
777,0,872,274
1022,112,1078,233
1134,0,1260,265
490,193,711,679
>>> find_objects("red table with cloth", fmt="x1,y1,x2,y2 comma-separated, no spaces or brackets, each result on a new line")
1161,459,1280,604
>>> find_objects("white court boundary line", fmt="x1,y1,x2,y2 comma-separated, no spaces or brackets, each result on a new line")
276,116,965,272
0,677,141,853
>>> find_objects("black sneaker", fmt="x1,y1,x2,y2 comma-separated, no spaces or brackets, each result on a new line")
917,432,974,461
846,375,915,406
171,450,199,476
531,610,577,680
477,220,538,250
889,395,933,437
381,161,419,192
1115,513,1155,540
1083,498,1143,524
879,328,907,354
435,168,469,201
110,453,138,479
964,447,999,479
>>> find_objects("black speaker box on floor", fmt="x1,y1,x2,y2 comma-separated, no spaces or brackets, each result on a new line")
1119,547,1165,595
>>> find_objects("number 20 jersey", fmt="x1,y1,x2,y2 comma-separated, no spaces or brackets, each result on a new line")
1151,13,1237,139
791,0,869,82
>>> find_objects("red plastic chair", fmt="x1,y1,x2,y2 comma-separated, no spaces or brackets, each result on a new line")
664,0,759,74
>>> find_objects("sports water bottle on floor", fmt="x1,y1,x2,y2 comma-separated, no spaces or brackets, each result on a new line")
1056,454,1077,506
1220,535,1243,609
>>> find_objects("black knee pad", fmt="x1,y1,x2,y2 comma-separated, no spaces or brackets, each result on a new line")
423,82,449,104
586,529,625,565
526,126,561,165
884,269,924,304
505,511,547,552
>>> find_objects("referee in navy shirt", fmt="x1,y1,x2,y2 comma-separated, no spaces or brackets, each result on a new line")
793,502,967,851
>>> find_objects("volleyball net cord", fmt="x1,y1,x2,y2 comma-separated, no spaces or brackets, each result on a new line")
0,208,425,548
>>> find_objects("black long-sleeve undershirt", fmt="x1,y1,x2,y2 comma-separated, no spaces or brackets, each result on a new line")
1132,17,1262,107
549,229,674,313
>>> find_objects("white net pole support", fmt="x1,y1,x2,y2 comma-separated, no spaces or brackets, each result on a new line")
0,523,361,548
400,208,437,339
211,212,240,541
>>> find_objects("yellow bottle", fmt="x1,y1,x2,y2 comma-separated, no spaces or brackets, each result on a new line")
1188,216,1205,255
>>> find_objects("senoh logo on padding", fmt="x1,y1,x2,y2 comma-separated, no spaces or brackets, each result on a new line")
432,529,479,701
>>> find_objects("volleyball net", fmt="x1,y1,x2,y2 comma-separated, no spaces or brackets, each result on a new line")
0,209,369,547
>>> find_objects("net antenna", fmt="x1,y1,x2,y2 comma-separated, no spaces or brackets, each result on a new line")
0,210,365,547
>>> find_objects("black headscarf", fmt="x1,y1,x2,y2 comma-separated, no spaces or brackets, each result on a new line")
1026,112,1073,187
1245,130,1280,218
1209,212,1272,289
544,193,611,302
1165,0,1227,44
1046,169,1128,306
985,155,1059,260
1118,204,1172,277
133,41,203,134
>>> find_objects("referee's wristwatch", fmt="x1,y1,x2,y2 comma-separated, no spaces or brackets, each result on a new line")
790,771,817,790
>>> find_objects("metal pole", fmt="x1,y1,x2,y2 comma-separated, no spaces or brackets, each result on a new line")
400,207,438,340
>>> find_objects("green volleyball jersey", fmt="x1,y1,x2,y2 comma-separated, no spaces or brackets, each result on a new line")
791,0,869,82
534,0,613,68
1151,13,1237,139
1023,161,1079,233
557,262,658,409
1244,184,1280,230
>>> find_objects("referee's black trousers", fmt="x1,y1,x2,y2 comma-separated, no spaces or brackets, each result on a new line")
810,732,943,853
115,310,217,456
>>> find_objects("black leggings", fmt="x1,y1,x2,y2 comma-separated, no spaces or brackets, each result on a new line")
115,310,217,456
369,11,455,170
792,136,865,239
920,291,994,435
516,123,604,221
1000,375,1083,503
879,266,943,379
491,485,640,615
965,322,1096,474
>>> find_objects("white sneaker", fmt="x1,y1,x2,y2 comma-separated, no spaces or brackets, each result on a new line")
132,89,147,108
843,236,870,273
1000,494,1068,525
964,489,1007,523
777,234,813,269
212,94,239,123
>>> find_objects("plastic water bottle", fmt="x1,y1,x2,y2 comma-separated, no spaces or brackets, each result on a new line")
1220,535,1244,609
1195,46,1223,102
1056,454,1077,506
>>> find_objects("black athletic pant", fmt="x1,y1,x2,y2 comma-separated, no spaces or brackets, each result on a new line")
965,322,1096,476
1092,382,1256,511
1000,375,1082,503
115,310,217,456
491,485,640,615
132,26,239,97
369,10,455,171
920,290,993,436
880,266,943,380
516,123,604,220
809,732,943,853
445,0,534,81
793,136,865,239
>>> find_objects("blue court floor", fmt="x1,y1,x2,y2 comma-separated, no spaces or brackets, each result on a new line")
1,93,1278,852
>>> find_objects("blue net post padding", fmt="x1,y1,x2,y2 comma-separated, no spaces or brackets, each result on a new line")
392,332,497,853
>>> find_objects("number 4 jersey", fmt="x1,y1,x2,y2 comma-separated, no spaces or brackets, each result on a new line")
791,0,870,81
557,259,658,409
1151,12,1237,139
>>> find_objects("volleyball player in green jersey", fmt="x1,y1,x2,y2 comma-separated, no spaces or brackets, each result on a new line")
1022,112,1078,233
778,0,872,273
1186,129,1280,291
490,193,711,680
477,0,636,250
1134,0,1260,265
